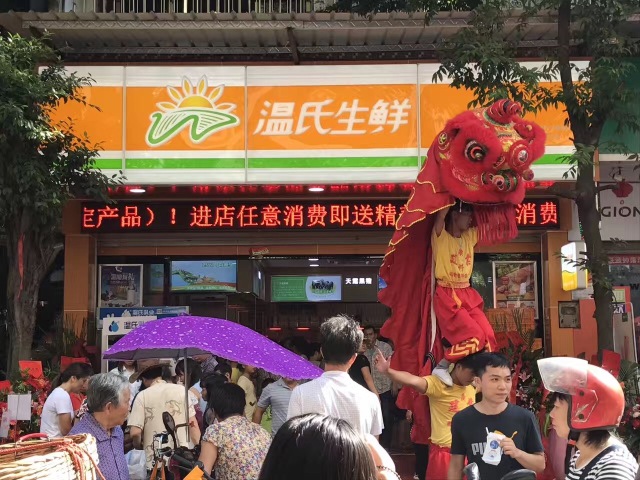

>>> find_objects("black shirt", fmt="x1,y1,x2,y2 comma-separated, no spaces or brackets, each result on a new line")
348,354,371,390
451,403,544,480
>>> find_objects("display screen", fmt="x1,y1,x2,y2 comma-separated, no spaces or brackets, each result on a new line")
271,275,342,302
81,198,560,233
170,260,237,292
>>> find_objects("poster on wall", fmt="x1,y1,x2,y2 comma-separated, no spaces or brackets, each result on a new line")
492,261,539,318
271,275,342,302
99,265,143,308
170,260,237,292
149,264,165,293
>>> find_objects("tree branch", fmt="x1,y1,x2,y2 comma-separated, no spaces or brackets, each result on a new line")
546,183,578,200
596,184,617,193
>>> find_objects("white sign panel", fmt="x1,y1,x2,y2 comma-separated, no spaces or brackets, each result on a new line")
600,185,640,240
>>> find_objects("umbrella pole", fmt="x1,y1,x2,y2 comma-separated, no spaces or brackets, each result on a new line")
183,351,190,441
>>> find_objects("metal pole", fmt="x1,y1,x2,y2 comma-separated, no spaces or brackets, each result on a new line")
183,350,190,443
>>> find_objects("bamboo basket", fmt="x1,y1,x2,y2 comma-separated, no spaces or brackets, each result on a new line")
0,434,103,480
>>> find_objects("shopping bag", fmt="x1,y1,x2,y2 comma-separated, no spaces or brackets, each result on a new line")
126,449,147,480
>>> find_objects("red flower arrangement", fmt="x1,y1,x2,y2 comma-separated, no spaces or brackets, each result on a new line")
0,369,52,443
618,395,640,457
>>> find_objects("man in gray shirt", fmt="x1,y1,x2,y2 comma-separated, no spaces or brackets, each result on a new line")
252,377,298,436
363,325,395,449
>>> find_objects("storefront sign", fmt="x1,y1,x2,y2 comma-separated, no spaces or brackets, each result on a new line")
98,306,189,329
81,198,560,233
99,265,143,308
55,64,583,185
271,275,342,302
610,254,640,265
600,188,640,241
492,261,539,318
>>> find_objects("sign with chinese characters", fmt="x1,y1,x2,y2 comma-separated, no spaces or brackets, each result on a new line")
514,198,560,228
81,198,559,233
610,255,640,265
99,265,143,308
54,64,582,185
98,306,190,329
344,277,374,286
271,275,342,302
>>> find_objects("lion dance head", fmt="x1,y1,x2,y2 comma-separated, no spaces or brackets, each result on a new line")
433,99,546,206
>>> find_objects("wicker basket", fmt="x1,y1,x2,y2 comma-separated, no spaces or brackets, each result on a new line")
0,434,102,480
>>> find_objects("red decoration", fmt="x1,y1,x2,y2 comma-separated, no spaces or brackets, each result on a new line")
613,181,633,198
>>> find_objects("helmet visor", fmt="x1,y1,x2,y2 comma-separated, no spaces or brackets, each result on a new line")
537,357,588,395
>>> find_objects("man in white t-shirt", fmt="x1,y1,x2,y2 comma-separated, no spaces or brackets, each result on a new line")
287,315,383,438
40,387,74,437
129,360,200,473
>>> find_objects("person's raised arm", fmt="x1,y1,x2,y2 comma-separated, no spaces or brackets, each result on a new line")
374,349,427,394
433,205,451,236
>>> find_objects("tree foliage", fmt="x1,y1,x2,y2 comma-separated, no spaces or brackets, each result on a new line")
433,0,639,352
329,0,481,17
0,34,121,373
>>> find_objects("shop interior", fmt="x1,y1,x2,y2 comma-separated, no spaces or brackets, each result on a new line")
97,252,545,342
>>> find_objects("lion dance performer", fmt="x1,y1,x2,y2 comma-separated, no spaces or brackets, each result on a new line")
378,99,546,466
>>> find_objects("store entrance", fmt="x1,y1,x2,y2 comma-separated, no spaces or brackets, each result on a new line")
168,255,389,340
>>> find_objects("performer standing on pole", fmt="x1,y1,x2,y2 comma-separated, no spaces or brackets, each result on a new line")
430,199,496,386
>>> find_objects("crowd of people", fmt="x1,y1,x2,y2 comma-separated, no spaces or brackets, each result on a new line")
36,313,639,480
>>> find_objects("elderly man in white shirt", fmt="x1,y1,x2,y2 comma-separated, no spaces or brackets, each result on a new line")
287,315,384,439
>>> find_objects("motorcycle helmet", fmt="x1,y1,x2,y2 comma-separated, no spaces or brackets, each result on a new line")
538,357,624,431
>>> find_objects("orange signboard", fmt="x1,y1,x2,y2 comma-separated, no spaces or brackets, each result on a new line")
51,86,123,151
247,84,418,150
420,84,571,148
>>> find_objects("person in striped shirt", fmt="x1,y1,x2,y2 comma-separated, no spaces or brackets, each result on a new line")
539,357,639,480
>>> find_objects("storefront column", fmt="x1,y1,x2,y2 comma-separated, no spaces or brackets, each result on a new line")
62,201,97,341
541,230,574,356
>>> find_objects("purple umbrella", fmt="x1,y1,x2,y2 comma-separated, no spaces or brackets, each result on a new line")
103,315,323,381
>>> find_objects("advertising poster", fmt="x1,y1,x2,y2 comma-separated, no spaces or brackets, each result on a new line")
271,275,342,302
492,261,538,318
171,260,237,292
99,265,143,308
149,264,165,293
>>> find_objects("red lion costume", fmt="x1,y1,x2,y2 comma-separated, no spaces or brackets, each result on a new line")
378,99,546,444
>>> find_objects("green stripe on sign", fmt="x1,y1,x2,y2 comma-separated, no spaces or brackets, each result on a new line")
95,159,122,170
249,157,419,168
125,158,246,169
535,153,573,165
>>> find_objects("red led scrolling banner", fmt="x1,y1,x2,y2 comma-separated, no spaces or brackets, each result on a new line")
81,198,560,233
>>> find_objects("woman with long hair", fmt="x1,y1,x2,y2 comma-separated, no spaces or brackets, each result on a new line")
259,414,399,480
41,362,93,437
